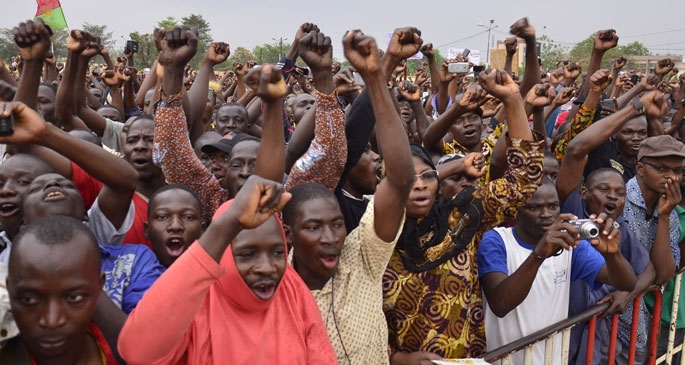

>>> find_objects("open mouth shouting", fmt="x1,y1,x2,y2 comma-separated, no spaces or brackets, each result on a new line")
166,237,186,258
251,280,278,300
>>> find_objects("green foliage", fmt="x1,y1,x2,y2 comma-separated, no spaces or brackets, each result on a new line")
226,47,255,69
0,28,17,64
568,34,651,72
128,31,157,69
181,14,213,69
251,42,290,65
51,29,69,61
0,28,70,64
82,22,115,51
157,16,178,30
538,34,568,71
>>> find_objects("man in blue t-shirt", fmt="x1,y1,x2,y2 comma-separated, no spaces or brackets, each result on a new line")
478,180,636,365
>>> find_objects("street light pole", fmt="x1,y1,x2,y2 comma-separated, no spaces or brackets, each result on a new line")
477,19,497,66
272,37,288,58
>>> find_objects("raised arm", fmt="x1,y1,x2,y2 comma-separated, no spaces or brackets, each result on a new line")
478,69,533,141
189,42,230,143
12,19,52,109
552,69,613,162
421,43,440,95
503,37,517,76
284,28,346,191
509,18,539,97
244,65,287,183
556,94,655,202
0,101,138,229
575,30,619,102
421,85,488,154
343,29,417,241
156,26,225,222
118,175,289,364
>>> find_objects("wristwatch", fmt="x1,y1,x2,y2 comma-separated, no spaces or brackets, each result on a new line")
632,98,645,116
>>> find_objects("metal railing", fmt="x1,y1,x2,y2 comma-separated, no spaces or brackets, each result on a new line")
483,268,685,365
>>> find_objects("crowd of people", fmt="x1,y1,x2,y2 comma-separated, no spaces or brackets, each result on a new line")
0,14,683,365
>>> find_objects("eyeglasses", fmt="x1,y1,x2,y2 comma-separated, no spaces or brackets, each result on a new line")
415,170,439,181
641,161,685,175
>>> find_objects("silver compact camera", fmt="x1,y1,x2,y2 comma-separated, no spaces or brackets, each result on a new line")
567,219,600,240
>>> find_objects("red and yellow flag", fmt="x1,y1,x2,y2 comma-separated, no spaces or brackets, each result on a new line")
35,0,68,30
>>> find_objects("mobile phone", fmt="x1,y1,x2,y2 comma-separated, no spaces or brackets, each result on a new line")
462,48,471,58
126,40,139,53
630,74,639,85
353,72,365,87
0,114,14,137
447,63,470,74
473,65,484,77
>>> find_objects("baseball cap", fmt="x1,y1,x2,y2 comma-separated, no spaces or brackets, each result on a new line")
201,131,260,155
637,135,685,161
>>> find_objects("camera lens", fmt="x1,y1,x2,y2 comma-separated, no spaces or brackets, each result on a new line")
580,222,599,239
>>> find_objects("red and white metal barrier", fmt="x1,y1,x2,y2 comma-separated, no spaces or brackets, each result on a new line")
483,270,685,365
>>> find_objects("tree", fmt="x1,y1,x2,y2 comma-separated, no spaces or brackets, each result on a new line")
157,16,178,30
538,34,568,71
51,29,70,61
82,22,115,51
0,28,16,64
181,14,212,69
251,42,290,65
227,47,256,68
128,31,157,69
568,34,650,72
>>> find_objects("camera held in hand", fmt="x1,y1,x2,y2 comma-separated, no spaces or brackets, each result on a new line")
0,113,14,137
567,219,600,240
126,40,139,54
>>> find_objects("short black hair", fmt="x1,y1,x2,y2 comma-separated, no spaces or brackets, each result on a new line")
217,102,248,118
585,167,624,187
282,182,337,226
122,114,154,134
147,184,203,219
3,153,55,175
10,216,100,267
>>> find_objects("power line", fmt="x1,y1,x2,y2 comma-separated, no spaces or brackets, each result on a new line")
621,28,685,39
436,30,489,48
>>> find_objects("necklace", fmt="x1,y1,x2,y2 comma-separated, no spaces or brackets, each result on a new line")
341,189,364,201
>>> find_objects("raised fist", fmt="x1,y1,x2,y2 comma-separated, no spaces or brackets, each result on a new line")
244,64,287,102
594,29,619,51
385,27,423,61
509,18,535,40
13,19,53,62
156,26,198,69
525,83,556,110
589,69,612,93
342,30,381,75
298,30,332,71
477,68,519,100
206,42,230,66
504,37,518,55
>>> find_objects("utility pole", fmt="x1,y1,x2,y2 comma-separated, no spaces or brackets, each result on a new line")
272,37,288,58
478,19,497,66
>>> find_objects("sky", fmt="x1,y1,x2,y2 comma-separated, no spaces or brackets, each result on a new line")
4,0,685,62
